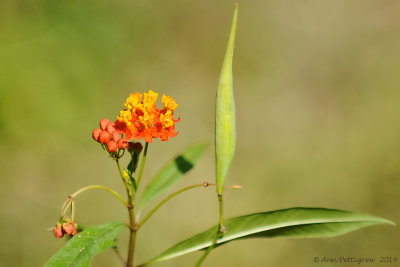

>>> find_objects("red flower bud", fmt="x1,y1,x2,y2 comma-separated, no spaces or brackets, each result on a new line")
99,131,111,144
107,140,118,153
63,222,77,236
132,142,143,152
100,119,110,130
112,131,121,142
127,142,135,152
92,129,102,142
53,223,64,238
118,138,129,149
106,122,116,134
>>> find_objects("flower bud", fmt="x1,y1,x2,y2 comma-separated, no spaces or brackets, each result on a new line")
106,122,116,134
92,129,102,142
118,138,129,149
99,131,111,144
107,140,118,153
127,142,135,152
63,222,77,236
112,131,121,142
53,223,64,238
128,142,143,153
100,119,110,130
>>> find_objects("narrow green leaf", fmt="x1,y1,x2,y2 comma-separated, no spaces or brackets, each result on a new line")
143,207,394,264
45,221,124,267
140,143,208,208
215,3,238,195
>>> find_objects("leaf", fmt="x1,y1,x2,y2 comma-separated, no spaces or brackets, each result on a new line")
139,143,208,208
143,207,394,264
45,221,124,267
215,3,238,195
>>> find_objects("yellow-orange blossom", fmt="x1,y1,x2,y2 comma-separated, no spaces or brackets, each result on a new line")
116,90,179,143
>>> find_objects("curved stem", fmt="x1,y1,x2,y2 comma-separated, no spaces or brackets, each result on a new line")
135,142,149,188
71,199,75,221
60,198,72,218
68,185,130,208
62,199,73,218
195,230,221,267
137,182,212,229
196,193,225,266
116,160,128,185
112,245,127,267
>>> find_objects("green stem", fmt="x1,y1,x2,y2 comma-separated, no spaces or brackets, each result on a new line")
116,160,137,267
112,245,127,266
60,198,71,218
195,230,222,267
116,160,129,186
218,194,226,232
196,193,225,266
126,194,136,267
67,185,130,208
135,142,149,188
71,199,75,221
137,183,212,229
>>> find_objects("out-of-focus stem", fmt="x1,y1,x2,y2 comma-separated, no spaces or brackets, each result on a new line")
136,142,149,188
137,183,212,229
67,184,130,208
195,230,221,267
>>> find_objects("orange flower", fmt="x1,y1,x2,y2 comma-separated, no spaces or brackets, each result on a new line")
116,90,179,143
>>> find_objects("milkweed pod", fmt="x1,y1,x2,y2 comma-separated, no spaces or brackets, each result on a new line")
215,3,238,195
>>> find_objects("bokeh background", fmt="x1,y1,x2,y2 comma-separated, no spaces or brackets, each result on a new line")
1,0,399,266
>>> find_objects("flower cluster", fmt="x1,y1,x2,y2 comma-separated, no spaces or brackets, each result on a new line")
92,118,129,153
53,220,78,239
116,90,179,143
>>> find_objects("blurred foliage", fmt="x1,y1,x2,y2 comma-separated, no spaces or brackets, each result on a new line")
0,0,399,266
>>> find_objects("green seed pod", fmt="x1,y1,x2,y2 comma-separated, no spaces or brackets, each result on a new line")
215,3,238,195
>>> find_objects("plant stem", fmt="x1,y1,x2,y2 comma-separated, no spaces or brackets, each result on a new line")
196,194,226,266
218,194,226,232
135,142,149,188
116,156,139,267
112,245,127,266
126,194,137,267
71,199,75,221
66,185,130,208
195,230,222,267
137,183,212,229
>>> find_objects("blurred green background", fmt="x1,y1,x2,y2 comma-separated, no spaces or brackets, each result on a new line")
0,0,399,266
